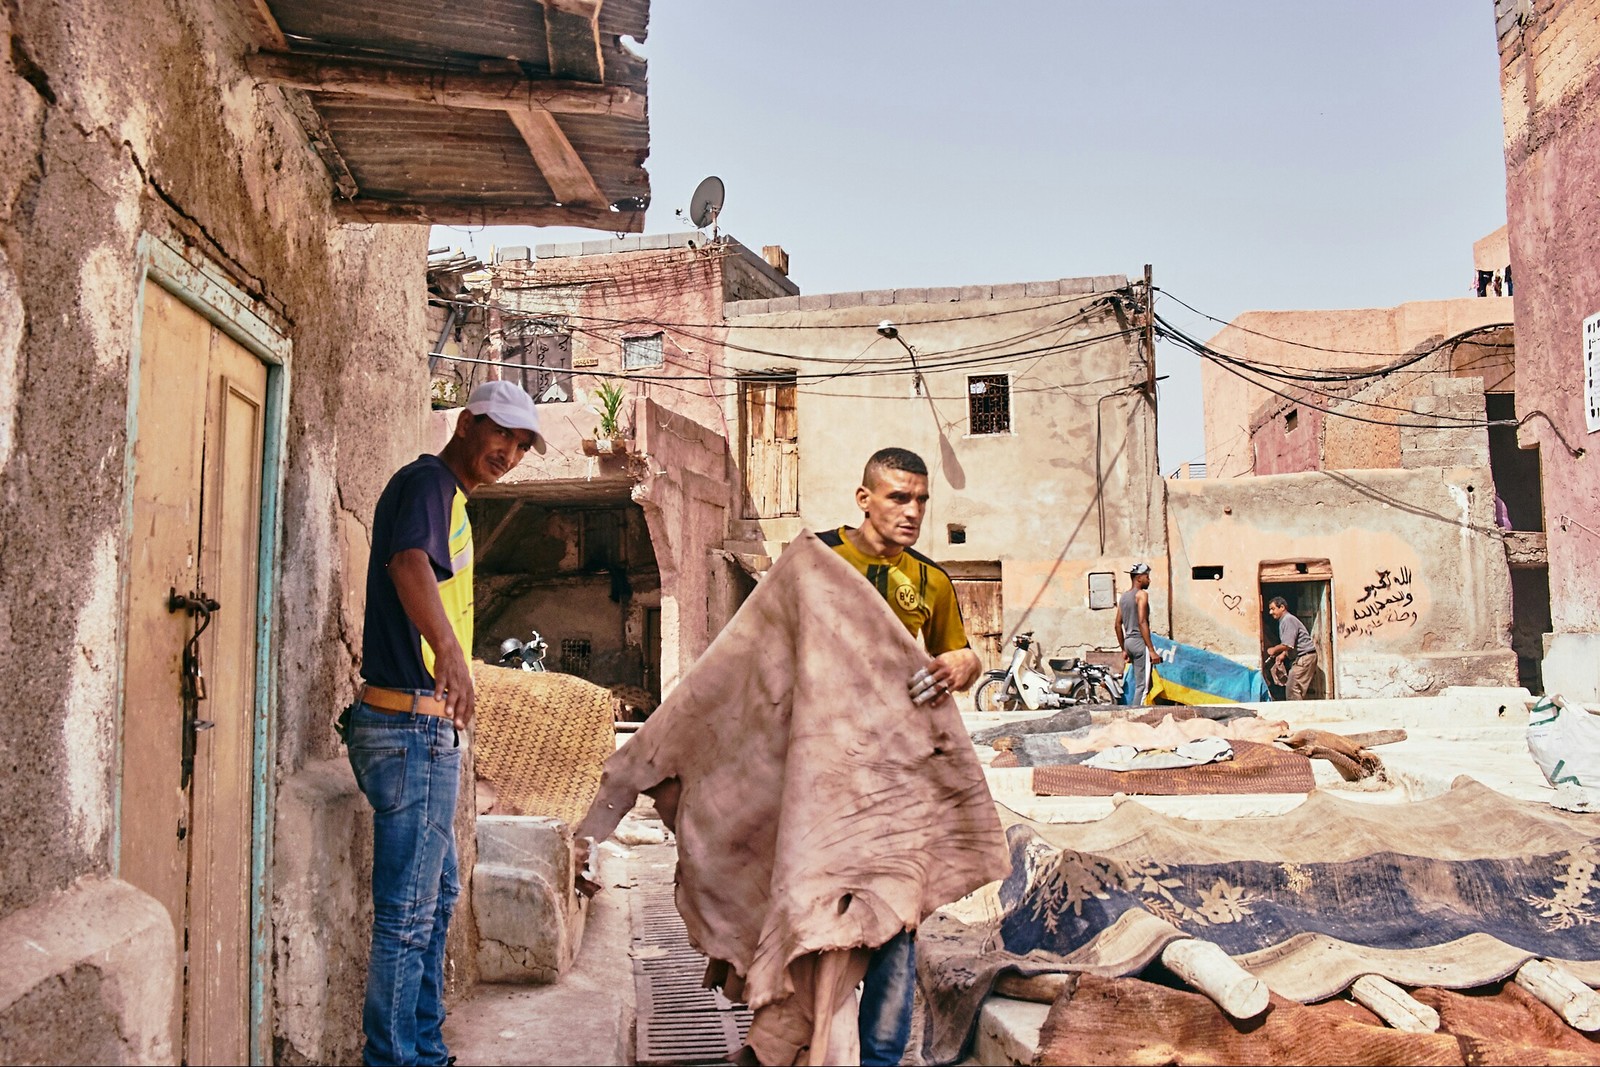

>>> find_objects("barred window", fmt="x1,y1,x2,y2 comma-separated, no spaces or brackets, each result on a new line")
559,638,592,677
623,333,664,370
968,374,1011,435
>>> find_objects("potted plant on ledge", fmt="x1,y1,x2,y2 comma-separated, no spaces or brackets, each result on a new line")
582,381,629,456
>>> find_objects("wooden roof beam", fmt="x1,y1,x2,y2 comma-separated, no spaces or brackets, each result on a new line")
245,52,644,119
545,0,605,83
239,0,287,49
278,88,359,200
507,108,607,207
335,199,645,231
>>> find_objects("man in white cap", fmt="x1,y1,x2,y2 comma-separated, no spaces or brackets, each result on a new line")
1115,562,1157,705
342,379,544,1065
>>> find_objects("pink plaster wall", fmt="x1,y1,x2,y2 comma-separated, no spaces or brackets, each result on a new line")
1250,401,1324,475
1499,0,1600,636
631,395,736,688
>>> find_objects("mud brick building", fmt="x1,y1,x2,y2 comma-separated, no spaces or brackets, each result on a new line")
0,1,652,1062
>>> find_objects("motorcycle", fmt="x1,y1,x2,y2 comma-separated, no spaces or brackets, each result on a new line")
972,631,1124,712
497,629,549,671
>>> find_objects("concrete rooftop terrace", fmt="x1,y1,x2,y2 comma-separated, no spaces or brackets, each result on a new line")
964,686,1587,1064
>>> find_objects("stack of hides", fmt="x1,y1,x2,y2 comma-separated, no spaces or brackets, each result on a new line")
574,531,1009,1065
918,780,1600,1064
981,705,1316,797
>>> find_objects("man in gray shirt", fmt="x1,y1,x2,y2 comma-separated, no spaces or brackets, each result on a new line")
1116,563,1157,705
1266,596,1317,700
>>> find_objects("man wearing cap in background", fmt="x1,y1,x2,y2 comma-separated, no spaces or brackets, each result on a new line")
342,380,545,1066
1116,562,1157,706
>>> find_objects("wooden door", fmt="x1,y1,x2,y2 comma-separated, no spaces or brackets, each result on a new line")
739,377,798,518
1306,580,1334,699
121,281,266,1064
952,577,1004,672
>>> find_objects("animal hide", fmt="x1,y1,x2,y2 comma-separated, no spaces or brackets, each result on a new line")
918,780,1600,1063
574,531,1009,1064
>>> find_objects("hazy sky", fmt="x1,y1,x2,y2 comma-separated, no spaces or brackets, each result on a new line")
433,1,1509,469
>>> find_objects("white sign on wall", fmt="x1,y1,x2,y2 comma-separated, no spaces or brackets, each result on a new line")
1586,310,1600,433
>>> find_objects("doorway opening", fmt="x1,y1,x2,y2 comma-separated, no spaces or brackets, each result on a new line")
1510,566,1551,693
1486,393,1543,531
1259,560,1334,700
470,494,663,716
945,561,1003,672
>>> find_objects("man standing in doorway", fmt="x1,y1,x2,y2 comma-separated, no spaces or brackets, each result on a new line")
1266,596,1317,701
1116,562,1157,705
345,380,544,1066
818,446,981,1067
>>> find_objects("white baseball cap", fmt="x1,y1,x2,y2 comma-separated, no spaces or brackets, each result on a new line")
464,380,546,454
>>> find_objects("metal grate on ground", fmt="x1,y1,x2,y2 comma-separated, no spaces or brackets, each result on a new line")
632,885,752,1065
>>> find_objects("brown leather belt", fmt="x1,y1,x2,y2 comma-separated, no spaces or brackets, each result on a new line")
360,685,450,720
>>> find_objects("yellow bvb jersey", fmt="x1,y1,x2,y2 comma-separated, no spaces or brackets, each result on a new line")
819,526,970,656
421,486,474,679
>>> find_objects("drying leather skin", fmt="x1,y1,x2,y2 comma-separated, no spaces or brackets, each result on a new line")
574,531,1009,1064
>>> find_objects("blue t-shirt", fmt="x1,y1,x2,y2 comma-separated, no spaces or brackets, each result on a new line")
362,455,475,690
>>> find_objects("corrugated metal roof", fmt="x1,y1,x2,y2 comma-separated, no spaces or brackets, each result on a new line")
251,0,651,228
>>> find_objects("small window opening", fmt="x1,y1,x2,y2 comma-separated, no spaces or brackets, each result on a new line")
1192,565,1224,580
623,333,665,370
947,524,966,545
1088,571,1116,610
1295,562,1309,574
1284,408,1299,432
968,374,1011,435
559,637,593,677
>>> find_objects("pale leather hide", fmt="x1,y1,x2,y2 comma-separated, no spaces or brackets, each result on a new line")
575,531,1010,1063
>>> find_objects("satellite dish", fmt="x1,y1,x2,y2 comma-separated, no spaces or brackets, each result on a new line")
689,175,725,230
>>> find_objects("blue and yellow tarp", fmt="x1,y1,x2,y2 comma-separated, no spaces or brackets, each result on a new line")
1123,634,1272,705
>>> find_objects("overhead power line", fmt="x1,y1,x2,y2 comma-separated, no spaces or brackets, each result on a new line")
1155,287,1513,360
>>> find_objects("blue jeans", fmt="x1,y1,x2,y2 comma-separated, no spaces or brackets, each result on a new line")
346,704,462,1066
859,930,916,1066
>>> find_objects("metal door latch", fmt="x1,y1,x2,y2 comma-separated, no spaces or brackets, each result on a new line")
168,587,221,787
168,588,220,617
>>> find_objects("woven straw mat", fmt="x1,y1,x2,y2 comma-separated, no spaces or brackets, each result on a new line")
472,663,615,825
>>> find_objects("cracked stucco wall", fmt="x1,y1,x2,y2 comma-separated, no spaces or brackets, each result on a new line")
0,0,428,1061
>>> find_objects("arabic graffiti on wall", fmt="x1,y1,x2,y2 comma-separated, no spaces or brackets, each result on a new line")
1339,566,1418,638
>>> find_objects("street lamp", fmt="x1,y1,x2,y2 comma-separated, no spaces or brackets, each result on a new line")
877,320,924,396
